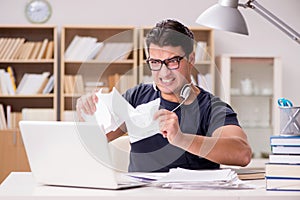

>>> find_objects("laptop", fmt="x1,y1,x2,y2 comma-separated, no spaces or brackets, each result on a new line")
19,120,146,189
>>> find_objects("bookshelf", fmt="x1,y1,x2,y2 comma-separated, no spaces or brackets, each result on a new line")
0,25,57,183
216,55,282,158
60,26,138,121
138,26,215,93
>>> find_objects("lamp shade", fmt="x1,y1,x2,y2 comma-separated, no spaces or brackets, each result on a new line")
196,3,249,35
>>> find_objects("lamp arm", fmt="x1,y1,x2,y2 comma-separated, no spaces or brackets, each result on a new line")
241,0,300,44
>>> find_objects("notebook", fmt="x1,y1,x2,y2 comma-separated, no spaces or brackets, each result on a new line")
19,120,146,189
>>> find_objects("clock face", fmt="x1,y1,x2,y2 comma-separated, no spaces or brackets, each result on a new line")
25,0,52,23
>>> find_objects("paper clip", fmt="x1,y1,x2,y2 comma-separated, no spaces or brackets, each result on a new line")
278,98,293,107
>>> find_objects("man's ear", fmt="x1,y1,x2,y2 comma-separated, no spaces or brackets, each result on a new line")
188,52,195,66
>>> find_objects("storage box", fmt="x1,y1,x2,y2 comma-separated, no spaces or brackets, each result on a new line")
279,107,300,135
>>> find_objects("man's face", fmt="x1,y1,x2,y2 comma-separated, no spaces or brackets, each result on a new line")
149,44,194,96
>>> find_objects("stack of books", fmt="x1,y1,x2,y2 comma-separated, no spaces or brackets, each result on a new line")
0,37,54,60
266,135,300,191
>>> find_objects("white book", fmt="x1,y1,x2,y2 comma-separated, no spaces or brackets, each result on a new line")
4,71,15,95
16,72,50,95
67,36,90,60
96,42,128,61
64,35,81,59
0,104,7,130
269,154,300,164
272,146,300,154
194,41,207,62
87,42,104,60
6,105,11,129
42,75,55,94
77,37,98,60
0,69,8,95
116,42,133,60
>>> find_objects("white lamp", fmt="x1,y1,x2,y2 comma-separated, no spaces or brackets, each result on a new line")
196,0,300,44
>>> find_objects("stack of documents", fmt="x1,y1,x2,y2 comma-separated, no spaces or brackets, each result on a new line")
128,168,257,190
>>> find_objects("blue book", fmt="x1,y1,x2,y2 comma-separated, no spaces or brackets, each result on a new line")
270,135,300,146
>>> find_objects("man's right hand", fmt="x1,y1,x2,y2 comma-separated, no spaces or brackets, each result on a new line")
76,91,98,121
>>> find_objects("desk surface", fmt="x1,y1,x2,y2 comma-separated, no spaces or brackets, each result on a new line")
0,172,299,200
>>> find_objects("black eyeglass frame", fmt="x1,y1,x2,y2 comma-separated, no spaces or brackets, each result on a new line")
146,55,186,71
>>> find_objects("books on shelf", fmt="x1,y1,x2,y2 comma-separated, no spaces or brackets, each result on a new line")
29,41,42,59
64,35,104,61
42,75,54,94
0,68,15,95
0,104,7,130
45,40,54,59
84,81,105,93
10,112,22,129
64,74,85,94
0,106,22,129
37,38,49,60
108,73,135,94
194,41,207,62
16,72,50,95
0,37,53,60
95,42,133,61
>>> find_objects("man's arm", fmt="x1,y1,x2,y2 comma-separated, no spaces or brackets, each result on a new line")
176,125,252,167
154,109,252,167
106,123,127,142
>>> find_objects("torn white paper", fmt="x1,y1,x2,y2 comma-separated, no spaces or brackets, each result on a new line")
82,87,161,143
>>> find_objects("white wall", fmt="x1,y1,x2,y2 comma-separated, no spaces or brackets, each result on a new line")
1,0,300,103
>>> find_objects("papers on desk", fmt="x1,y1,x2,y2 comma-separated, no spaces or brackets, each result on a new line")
82,87,160,143
128,168,257,190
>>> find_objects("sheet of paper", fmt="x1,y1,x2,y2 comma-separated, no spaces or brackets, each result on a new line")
83,87,160,143
82,88,124,132
155,168,237,183
126,168,257,190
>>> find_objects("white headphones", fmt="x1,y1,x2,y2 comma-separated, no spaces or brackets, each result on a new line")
153,82,192,112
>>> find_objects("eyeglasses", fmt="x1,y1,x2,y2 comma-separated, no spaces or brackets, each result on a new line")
146,55,186,71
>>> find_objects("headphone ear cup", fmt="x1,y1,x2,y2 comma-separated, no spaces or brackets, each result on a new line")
180,84,191,100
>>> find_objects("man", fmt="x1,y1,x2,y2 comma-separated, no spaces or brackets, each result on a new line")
76,19,252,172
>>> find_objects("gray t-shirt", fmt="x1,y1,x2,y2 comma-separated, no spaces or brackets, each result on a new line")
123,83,240,172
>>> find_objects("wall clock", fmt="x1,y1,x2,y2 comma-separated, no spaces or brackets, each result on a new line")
25,0,52,24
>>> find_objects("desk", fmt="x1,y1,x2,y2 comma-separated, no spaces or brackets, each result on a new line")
0,172,299,200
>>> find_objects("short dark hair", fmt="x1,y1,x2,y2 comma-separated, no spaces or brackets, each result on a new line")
145,19,194,56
